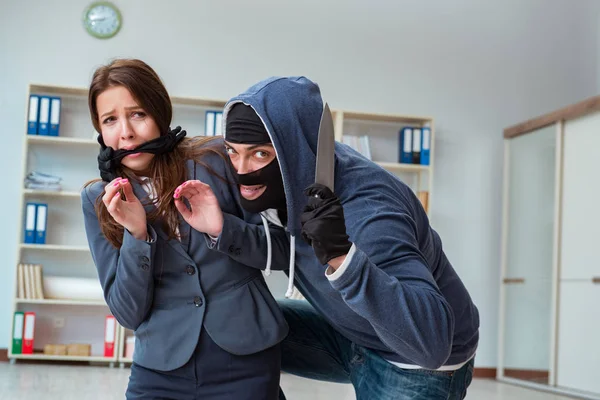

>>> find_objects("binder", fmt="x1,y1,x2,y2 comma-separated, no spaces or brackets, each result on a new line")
34,203,48,244
215,112,223,136
12,311,24,354
412,128,422,164
421,127,431,166
22,312,35,354
38,97,51,136
104,315,116,357
205,111,215,136
27,95,40,135
49,97,61,136
24,203,37,244
17,263,25,299
399,127,413,164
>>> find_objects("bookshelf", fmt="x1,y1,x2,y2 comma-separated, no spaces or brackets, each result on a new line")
334,110,434,213
9,83,435,367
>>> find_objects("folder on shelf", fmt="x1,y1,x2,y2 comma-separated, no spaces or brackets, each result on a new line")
33,264,45,299
104,315,116,357
27,95,40,135
49,97,61,136
421,127,431,166
205,111,215,136
12,311,24,354
24,203,37,244
215,112,223,136
412,128,422,164
24,264,34,299
34,203,48,244
38,96,51,136
399,127,413,164
17,263,25,299
22,312,35,354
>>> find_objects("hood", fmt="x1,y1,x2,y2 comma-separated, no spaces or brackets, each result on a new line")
223,76,324,238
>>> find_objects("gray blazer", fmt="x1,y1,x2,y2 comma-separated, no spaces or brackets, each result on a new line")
81,145,289,372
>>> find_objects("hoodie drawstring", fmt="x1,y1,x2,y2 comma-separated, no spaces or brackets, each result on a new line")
260,214,272,276
259,213,296,298
285,236,296,298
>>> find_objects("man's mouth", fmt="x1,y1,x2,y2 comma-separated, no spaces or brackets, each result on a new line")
240,185,266,200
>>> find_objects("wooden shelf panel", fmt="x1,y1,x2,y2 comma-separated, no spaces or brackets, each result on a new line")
16,299,106,306
376,161,430,173
27,135,96,145
341,111,431,125
29,83,227,108
20,244,90,252
24,189,81,198
30,84,87,97
9,354,115,362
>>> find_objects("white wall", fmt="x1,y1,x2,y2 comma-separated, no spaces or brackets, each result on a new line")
1,0,598,368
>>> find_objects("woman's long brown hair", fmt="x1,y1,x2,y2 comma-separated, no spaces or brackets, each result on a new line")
84,59,226,248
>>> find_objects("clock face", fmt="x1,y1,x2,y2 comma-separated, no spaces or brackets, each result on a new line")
83,2,122,39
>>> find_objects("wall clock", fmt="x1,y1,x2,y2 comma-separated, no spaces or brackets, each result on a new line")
83,2,122,39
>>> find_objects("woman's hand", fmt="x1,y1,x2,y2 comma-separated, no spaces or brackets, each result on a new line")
174,180,224,237
102,178,148,240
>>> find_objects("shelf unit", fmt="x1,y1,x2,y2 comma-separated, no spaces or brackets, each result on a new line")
333,109,434,213
9,83,435,367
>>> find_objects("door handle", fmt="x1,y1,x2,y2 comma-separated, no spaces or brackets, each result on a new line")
593,277,600,284
503,278,525,284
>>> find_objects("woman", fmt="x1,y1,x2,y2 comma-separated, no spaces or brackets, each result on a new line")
81,59,289,399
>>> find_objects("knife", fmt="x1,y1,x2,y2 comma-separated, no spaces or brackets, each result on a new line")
314,103,335,197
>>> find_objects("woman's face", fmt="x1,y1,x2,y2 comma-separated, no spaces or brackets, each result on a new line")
96,85,161,172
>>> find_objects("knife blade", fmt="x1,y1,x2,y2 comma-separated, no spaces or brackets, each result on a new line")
314,103,335,196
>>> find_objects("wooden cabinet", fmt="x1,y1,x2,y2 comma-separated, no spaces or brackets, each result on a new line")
499,98,600,400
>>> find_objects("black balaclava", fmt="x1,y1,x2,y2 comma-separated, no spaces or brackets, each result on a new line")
97,126,186,182
225,103,286,218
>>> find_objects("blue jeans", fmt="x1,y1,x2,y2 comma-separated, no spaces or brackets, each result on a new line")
278,299,474,400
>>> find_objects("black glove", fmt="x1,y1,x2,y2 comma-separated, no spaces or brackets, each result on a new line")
301,183,352,265
97,126,187,182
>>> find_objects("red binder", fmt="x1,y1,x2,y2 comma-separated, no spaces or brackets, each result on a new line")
22,312,35,354
104,315,116,357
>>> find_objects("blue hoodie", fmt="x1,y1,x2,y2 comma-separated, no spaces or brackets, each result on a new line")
222,76,479,370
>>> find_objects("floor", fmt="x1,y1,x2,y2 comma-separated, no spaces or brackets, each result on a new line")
0,362,576,400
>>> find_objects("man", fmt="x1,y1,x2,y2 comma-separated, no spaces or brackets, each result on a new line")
213,76,479,399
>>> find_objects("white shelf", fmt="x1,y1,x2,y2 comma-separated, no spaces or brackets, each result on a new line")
27,135,96,145
377,161,430,173
16,298,106,306
9,354,115,362
24,189,81,198
20,244,90,252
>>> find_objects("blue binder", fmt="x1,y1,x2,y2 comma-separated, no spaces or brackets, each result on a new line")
23,203,37,244
205,111,216,136
399,127,413,164
412,128,422,164
215,112,223,136
38,97,51,136
27,95,40,135
34,203,48,244
49,97,61,136
421,127,431,165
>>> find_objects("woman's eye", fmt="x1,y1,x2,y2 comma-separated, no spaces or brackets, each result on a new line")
255,150,269,159
132,111,146,118
225,147,235,154
102,116,115,124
